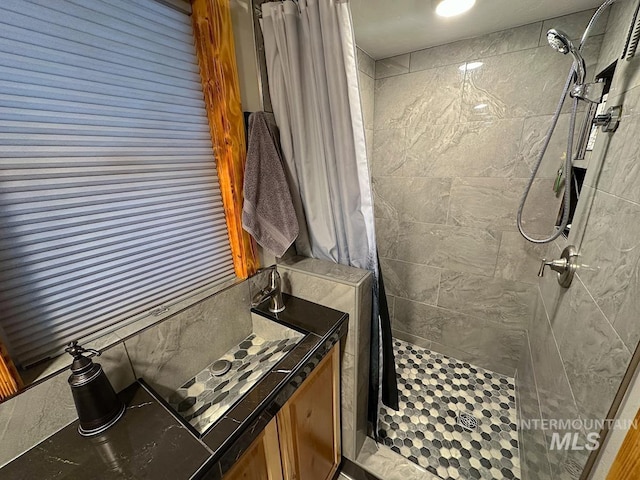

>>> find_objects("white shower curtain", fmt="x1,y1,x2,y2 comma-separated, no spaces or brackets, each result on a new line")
260,0,398,422
261,0,373,268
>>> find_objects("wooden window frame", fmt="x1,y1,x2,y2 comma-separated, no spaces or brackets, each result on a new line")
191,0,259,279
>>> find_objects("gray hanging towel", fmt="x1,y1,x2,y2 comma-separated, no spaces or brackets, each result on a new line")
242,112,299,257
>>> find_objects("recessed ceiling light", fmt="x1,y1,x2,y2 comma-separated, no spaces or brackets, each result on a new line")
435,0,476,17
459,61,483,72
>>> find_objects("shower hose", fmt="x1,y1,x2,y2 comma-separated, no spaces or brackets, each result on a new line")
517,68,580,244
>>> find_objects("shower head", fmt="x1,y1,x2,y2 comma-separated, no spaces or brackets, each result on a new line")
546,29,586,85
547,29,573,54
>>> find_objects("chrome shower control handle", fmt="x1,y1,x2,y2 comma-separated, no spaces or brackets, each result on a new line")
537,245,578,288
538,258,567,277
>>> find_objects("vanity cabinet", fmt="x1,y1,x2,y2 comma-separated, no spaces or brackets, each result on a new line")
223,419,283,480
223,344,341,480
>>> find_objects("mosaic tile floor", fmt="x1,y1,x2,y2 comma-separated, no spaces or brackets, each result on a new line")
169,333,301,434
378,339,520,480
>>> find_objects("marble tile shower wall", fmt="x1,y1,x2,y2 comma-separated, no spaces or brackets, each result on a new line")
371,9,605,376
517,1,640,479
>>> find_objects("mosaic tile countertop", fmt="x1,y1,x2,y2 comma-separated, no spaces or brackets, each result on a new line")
378,339,520,480
169,333,302,434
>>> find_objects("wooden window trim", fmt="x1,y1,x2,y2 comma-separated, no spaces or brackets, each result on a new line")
0,340,22,401
191,0,259,279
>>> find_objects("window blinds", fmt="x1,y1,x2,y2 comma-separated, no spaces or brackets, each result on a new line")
0,0,235,367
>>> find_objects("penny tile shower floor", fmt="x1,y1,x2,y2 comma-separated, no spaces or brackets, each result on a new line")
378,339,520,480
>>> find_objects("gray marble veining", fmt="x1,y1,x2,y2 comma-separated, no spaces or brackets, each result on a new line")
528,295,581,426
0,342,135,468
594,107,640,204
377,220,500,276
357,47,375,79
365,127,374,161
460,39,602,122
555,278,631,422
403,118,530,178
359,71,375,132
575,189,640,351
519,113,576,179
409,22,542,72
495,231,548,284
355,274,372,457
447,177,562,236
276,258,372,461
125,283,252,400
279,268,357,354
371,128,406,177
438,271,535,328
375,54,410,79
379,258,440,305
277,255,369,286
596,0,638,75
526,293,598,480
341,351,356,460
600,1,640,95
374,64,464,130
539,9,604,45
373,176,451,224
516,336,554,480
392,297,523,374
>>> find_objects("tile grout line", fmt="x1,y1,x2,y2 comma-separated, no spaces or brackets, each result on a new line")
379,338,521,479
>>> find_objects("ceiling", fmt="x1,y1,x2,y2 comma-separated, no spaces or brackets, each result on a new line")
351,0,604,59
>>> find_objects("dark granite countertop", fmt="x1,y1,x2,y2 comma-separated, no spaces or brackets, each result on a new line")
1,294,348,480
0,382,212,480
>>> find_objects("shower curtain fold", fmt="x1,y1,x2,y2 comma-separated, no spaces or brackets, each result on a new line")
260,0,398,427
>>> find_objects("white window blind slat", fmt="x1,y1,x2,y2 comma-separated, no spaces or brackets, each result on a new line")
2,214,227,264
0,111,210,132
13,264,236,361
7,253,234,339
4,210,227,260
2,182,220,215
0,0,236,367
65,0,193,38
0,10,200,73
4,222,223,280
0,82,206,115
104,0,192,31
0,95,207,123
4,235,232,324
0,122,210,139
2,1,195,58
0,58,204,101
1,186,219,218
0,47,203,93
21,266,235,363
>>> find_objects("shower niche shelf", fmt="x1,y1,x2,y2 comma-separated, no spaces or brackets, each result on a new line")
557,61,617,238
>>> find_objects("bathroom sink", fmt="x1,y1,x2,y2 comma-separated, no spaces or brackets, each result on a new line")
168,315,304,434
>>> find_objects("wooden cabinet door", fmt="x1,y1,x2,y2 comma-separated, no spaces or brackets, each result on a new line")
277,344,341,480
223,419,283,480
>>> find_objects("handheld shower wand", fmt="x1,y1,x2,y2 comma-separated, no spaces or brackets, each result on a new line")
517,0,617,244
546,29,586,85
